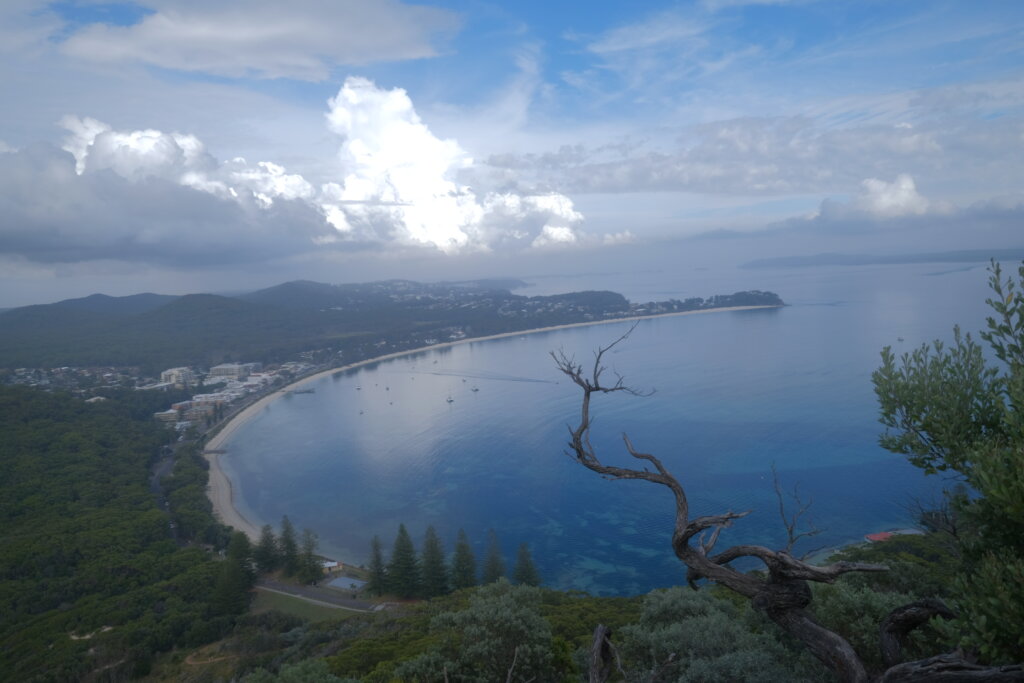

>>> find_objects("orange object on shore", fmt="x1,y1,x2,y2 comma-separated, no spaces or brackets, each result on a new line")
865,532,894,543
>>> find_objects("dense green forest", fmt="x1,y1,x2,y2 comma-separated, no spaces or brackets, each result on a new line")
0,386,247,680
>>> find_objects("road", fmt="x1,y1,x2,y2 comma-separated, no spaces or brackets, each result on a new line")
256,578,376,612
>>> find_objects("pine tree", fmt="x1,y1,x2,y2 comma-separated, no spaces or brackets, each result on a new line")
452,528,477,590
296,528,322,584
253,524,279,573
513,542,542,586
387,523,420,599
279,515,299,577
420,525,449,598
367,535,387,595
213,531,254,615
481,529,505,584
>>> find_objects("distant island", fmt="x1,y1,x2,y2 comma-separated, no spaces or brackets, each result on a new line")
0,279,784,377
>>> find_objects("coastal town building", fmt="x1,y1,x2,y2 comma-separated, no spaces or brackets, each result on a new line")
209,363,250,381
153,409,179,423
160,367,196,388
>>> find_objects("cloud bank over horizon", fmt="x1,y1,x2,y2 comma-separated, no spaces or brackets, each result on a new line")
0,77,609,269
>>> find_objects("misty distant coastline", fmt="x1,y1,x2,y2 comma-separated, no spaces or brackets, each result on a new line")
741,248,1024,269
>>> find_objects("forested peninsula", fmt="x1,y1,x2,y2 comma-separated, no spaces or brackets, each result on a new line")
0,278,783,374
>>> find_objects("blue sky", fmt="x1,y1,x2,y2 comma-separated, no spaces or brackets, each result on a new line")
0,0,1022,304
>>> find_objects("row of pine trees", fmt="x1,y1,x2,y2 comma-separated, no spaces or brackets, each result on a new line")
367,525,541,599
252,516,323,584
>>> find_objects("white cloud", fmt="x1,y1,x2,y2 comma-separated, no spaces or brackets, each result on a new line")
59,0,460,81
853,174,932,217
531,225,578,248
61,115,215,179
320,77,589,252
774,173,957,232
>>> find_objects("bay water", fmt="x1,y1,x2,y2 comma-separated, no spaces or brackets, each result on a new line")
221,262,993,595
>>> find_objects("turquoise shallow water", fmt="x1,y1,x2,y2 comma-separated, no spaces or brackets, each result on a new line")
221,263,992,595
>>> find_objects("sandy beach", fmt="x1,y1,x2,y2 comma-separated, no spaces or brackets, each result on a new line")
201,304,780,542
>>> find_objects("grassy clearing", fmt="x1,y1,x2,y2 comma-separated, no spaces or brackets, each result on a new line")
250,588,358,623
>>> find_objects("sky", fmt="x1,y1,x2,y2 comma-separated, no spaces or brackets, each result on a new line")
1,0,1023,306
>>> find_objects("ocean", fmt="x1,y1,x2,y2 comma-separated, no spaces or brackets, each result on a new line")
220,262,994,595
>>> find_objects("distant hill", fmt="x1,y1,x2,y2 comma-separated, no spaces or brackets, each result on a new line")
240,278,530,310
0,293,319,371
0,279,781,373
52,292,180,315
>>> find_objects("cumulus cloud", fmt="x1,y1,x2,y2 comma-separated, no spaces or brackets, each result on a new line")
319,77,588,252
763,173,963,236
59,0,460,81
0,77,603,267
61,115,215,179
853,174,932,217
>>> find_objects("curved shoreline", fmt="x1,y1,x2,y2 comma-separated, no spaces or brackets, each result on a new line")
202,304,781,542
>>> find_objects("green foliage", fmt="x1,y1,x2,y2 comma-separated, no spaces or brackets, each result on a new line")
616,587,822,683
279,515,299,577
395,580,556,682
872,260,1024,663
452,528,477,590
874,327,1001,476
366,535,387,596
0,386,234,680
420,526,449,598
163,444,230,545
513,542,542,586
954,550,1024,663
296,528,323,585
813,582,935,673
254,524,280,573
388,524,421,599
246,658,353,682
824,532,958,598
215,539,255,617
481,528,506,584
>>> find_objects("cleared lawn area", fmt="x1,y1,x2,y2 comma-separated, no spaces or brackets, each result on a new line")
250,588,360,622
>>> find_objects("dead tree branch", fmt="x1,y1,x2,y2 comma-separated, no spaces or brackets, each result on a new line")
772,463,822,553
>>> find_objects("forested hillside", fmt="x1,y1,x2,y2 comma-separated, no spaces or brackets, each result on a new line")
0,279,782,373
0,387,245,680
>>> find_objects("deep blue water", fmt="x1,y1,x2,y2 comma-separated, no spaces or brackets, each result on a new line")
221,263,993,595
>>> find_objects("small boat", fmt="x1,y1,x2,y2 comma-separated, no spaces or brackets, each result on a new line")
471,386,479,392
446,396,454,403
